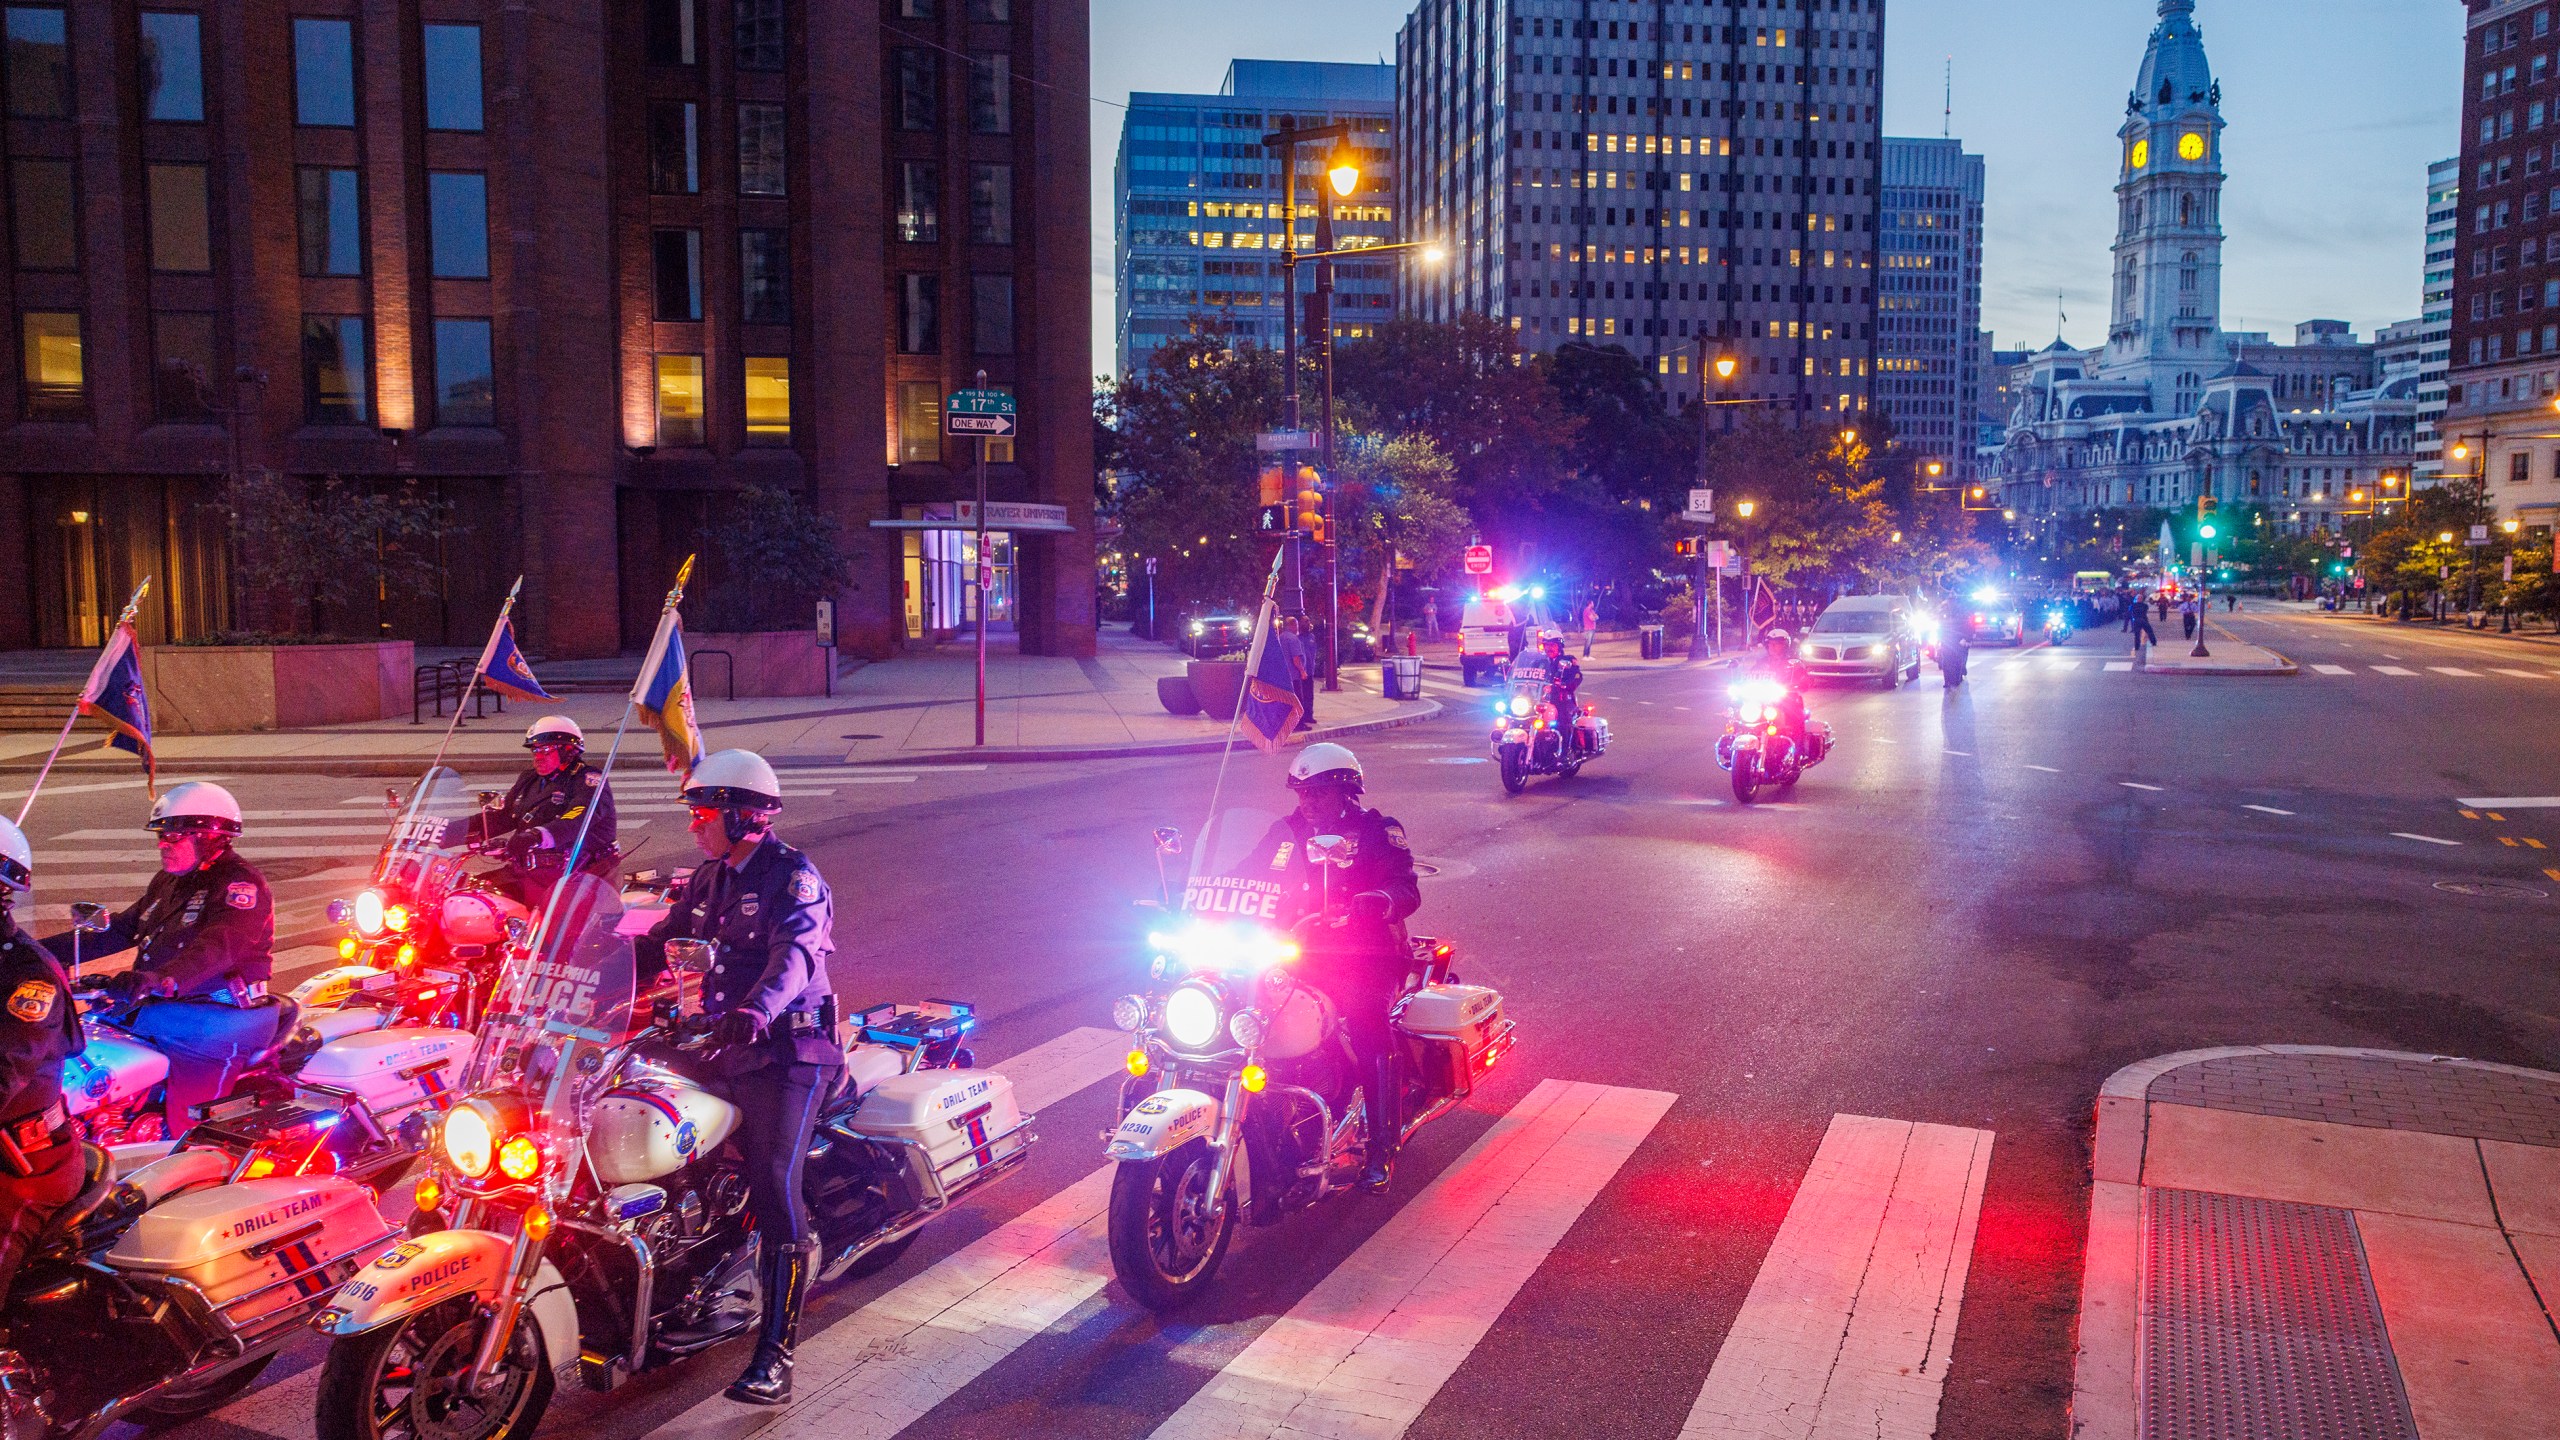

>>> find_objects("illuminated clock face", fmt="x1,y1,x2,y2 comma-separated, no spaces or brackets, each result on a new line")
2179,132,2207,162
2130,139,2150,169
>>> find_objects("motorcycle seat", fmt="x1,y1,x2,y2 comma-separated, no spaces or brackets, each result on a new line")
28,1144,118,1258
124,995,304,1067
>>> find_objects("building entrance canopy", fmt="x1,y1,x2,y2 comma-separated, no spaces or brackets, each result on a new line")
869,501,1074,533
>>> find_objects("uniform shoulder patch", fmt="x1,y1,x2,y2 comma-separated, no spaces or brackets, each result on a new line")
1382,821,1410,850
791,870,821,904
226,881,260,910
8,979,55,1022
583,771,600,788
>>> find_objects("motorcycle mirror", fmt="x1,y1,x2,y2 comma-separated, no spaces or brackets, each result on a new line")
326,898,353,924
1152,827,1182,856
665,938,717,975
504,916,531,945
70,901,111,933
476,790,500,808
382,786,403,815
1307,834,1356,868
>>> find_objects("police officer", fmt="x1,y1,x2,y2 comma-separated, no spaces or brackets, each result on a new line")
636,749,840,1407
1249,744,1420,1193
475,716,619,904
1514,627,1586,753
1747,628,1813,755
46,782,275,1125
0,819,82,1361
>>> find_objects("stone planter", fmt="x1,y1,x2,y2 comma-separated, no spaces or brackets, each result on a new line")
1186,660,1245,722
688,631,829,697
145,641,415,734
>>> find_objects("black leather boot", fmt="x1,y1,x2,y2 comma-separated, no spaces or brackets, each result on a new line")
726,1237,812,1405
1361,1053,1401,1195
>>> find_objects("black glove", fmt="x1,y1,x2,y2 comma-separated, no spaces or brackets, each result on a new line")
502,827,543,862
1351,891,1393,922
714,1008,769,1048
103,970,172,1001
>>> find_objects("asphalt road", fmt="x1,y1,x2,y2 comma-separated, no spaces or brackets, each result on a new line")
131,610,2560,1440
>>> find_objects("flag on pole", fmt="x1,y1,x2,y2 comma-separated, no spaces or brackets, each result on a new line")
474,615,553,702
632,608,703,773
78,621,154,787
1237,606,1305,753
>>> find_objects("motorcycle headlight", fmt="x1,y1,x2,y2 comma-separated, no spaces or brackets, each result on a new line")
1508,694,1532,717
1111,994,1149,1031
1229,1007,1268,1049
441,1102,496,1178
495,1134,542,1182
1739,704,1766,724
384,904,413,933
353,889,386,938
1162,983,1223,1050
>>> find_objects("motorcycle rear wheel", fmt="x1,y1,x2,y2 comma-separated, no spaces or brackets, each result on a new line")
1106,1140,1234,1311
128,1355,275,1428
315,1297,553,1440
1731,754,1758,805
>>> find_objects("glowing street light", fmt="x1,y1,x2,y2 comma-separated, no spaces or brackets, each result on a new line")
1327,148,1361,198
1713,353,1739,381
1735,499,1758,519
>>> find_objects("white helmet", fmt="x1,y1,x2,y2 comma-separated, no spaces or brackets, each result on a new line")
1287,742,1364,793
525,715,584,749
148,781,244,836
0,817,28,892
682,749,783,811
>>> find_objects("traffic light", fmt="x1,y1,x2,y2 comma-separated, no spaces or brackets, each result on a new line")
1258,466,1290,536
2198,495,2218,519
1294,466,1327,545
1674,537,1700,558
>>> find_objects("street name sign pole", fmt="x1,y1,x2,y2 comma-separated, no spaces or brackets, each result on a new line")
949,379,1017,746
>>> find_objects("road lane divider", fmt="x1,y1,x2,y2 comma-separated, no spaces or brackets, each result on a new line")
1677,1115,1994,1440
2118,782,2164,793
2456,796,2560,809
1148,1079,1677,1440
2312,664,2353,676
2372,666,2418,676
2243,805,2295,816
2391,833,2464,847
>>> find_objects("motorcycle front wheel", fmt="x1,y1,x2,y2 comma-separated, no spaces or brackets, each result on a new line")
315,1298,554,1440
1498,747,1528,795
1731,753,1759,805
1106,1140,1235,1311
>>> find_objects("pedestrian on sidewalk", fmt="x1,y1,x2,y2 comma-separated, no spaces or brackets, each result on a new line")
2179,597,2199,640
2130,603,2157,655
1282,617,1316,725
2225,592,2238,613
2156,593,2170,623
1580,600,1598,657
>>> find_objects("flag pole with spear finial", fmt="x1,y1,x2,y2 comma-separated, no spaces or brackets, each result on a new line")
17,578,149,827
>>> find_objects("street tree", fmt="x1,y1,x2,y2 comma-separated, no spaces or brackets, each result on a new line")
1101,333,1287,615
1326,430,1472,633
219,472,454,640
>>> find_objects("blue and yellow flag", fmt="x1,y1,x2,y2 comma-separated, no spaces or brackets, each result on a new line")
474,615,553,702
1237,601,1306,753
78,621,154,786
631,608,703,773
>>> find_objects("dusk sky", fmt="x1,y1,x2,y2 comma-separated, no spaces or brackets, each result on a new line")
1086,0,2464,378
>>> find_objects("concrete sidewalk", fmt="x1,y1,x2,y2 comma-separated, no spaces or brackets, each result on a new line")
2074,1046,2560,1440
0,627,1443,774
2136,617,2298,675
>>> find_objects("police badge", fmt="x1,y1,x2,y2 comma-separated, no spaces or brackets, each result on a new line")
226,881,259,910
8,980,55,1022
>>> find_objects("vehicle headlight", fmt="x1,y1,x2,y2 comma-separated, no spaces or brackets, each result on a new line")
442,1103,496,1178
384,904,413,933
1189,621,1205,635
1111,994,1148,1031
1739,704,1766,724
1229,1008,1268,1050
1508,694,1532,717
1162,983,1223,1050
495,1134,542,1182
353,889,386,938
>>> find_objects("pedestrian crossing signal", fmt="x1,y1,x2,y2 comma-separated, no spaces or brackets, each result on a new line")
1674,538,1700,557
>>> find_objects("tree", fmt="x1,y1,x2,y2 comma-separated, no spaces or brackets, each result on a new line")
1102,335,1287,616
1331,315,1578,527
1327,431,1472,631
221,472,454,640
689,486,852,631
1702,417,1890,593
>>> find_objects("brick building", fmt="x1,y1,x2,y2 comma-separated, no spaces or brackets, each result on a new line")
2448,0,2560,529
0,0,1094,659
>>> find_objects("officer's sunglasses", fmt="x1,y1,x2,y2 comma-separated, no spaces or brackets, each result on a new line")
687,806,724,825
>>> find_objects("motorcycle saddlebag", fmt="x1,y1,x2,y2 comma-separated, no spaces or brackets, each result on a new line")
842,1070,1027,1205
1576,715,1610,755
104,1176,395,1337
293,1026,475,1130
1393,984,1514,1094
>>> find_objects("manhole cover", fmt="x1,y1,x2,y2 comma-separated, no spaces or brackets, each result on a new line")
2435,880,2549,899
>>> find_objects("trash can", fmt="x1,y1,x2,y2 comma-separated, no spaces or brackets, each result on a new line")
1383,653,1423,700
1638,623,1666,660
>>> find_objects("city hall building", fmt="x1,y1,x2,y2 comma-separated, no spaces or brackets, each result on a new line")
0,0,1096,660
1994,0,2418,539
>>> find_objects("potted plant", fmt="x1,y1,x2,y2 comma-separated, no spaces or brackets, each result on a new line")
685,486,851,696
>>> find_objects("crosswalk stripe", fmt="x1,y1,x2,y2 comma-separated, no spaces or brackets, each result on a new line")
2371,665,2418,676
2046,660,2082,671
2493,668,2551,678
1678,1115,1994,1440
0,776,172,804
19,844,430,864
54,823,414,840
2104,661,2133,672
2429,667,2480,677
2312,664,2352,676
1149,1079,1676,1440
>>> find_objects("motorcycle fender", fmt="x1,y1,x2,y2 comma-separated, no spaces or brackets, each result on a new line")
1104,1087,1220,1162
1501,730,1529,748
1731,731,1763,755
291,965,389,1010
315,1231,580,1372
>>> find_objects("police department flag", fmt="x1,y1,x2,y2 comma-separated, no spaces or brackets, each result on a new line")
474,615,553,703
632,608,704,773
1236,601,1306,753
78,621,154,786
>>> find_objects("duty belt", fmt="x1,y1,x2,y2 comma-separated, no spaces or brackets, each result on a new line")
0,1100,70,1176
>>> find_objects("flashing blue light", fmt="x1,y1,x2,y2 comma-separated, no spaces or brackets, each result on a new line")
1970,586,2001,604
1530,586,1547,600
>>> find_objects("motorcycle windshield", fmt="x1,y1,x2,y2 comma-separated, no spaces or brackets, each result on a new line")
465,872,638,1197
1160,807,1297,962
375,764,479,891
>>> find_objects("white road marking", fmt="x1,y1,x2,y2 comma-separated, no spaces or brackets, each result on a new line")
2492,668,2551,679
2104,661,2134,672
2118,782,2164,793
2456,796,2560,809
1678,1115,1994,1440
1944,750,1972,757
2392,833,2464,847
2243,805,2297,816
0,776,177,804
2428,667,2481,678
2312,664,2353,676
2024,765,2061,773
2371,665,2418,676
1148,1080,1676,1440
51,822,458,841
2047,660,2082,671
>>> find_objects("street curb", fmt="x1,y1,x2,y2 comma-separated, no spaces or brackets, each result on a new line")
0,699,1451,777
2069,1045,2560,1440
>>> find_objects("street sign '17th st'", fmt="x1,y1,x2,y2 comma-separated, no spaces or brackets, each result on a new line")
947,388,1017,436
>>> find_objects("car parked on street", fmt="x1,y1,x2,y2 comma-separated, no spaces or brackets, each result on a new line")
1184,613,1251,658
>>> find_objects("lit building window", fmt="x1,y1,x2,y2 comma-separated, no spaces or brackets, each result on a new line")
744,356,790,444
20,309,80,413
655,353,704,446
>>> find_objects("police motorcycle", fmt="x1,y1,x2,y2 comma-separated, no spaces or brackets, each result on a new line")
0,1113,402,1433
1103,811,1515,1309
1714,677,1833,805
1489,676,1607,796
311,873,1032,1440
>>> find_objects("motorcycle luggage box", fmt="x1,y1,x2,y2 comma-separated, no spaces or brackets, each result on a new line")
1395,983,1513,1088
843,1070,1025,1204
293,1026,474,1127
104,1176,395,1335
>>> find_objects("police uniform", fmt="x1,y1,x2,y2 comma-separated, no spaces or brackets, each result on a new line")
637,835,841,1242
1510,651,1585,740
477,760,619,902
46,847,273,999
0,914,84,1308
1247,805,1421,1067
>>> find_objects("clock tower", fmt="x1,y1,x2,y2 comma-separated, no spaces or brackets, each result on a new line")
2107,0,2226,413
